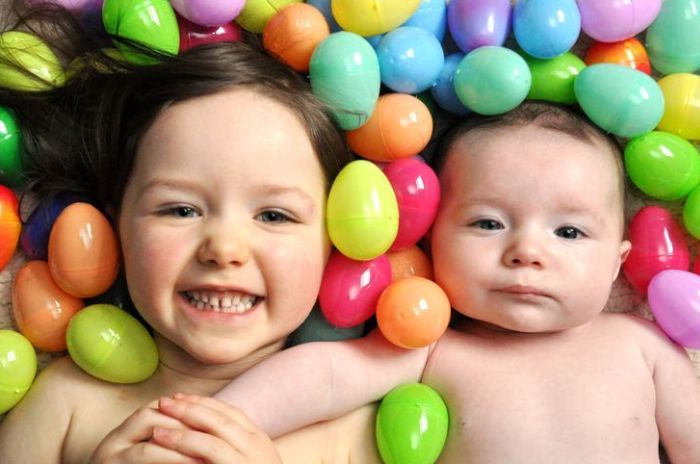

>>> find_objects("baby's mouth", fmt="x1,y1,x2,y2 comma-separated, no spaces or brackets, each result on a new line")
183,290,260,313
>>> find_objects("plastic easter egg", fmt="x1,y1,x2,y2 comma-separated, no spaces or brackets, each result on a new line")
169,0,244,26
574,64,664,138
648,270,700,348
447,0,512,53
326,160,399,260
402,0,447,42
622,206,689,295
48,202,120,298
0,330,37,414
646,0,700,75
263,3,330,72
431,53,470,115
624,131,700,201
383,158,440,251
386,245,434,281
376,383,448,464
656,73,700,141
0,106,23,187
376,26,444,94
12,261,84,352
178,15,242,52
67,304,158,383
513,0,580,59
578,0,662,43
319,251,392,328
682,184,700,239
523,51,585,104
21,195,78,260
584,38,651,75
331,0,420,37
454,46,531,116
0,31,65,91
309,32,380,131
347,94,433,163
236,0,302,33
0,185,20,272
376,277,450,349
306,0,341,31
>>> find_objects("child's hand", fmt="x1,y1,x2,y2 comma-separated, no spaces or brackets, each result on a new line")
152,393,283,464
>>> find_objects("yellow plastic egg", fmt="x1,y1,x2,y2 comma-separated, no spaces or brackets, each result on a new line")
331,0,420,37
657,73,700,141
0,330,37,414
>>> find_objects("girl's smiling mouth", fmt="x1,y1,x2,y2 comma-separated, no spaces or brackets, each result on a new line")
183,290,261,313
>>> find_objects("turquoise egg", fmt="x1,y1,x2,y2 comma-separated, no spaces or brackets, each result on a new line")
326,160,398,260
574,64,664,138
309,32,381,130
646,0,700,74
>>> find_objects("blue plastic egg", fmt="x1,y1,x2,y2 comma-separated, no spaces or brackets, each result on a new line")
454,46,531,115
376,26,444,94
306,0,341,31
447,0,512,53
402,0,447,42
309,32,380,130
430,53,470,115
513,0,580,59
574,63,664,138
646,0,700,74
20,195,78,260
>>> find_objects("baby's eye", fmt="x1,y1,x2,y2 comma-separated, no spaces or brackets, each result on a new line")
555,226,585,240
257,210,294,223
161,206,199,218
470,219,503,230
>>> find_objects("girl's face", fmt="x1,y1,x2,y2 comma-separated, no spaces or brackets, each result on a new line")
118,89,329,366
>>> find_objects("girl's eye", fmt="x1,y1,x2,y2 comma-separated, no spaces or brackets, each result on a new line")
555,226,585,240
471,219,503,230
162,206,199,218
257,210,293,223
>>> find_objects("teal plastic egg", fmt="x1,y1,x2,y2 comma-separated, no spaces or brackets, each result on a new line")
0,330,37,414
326,160,398,260
309,32,381,130
624,131,700,201
376,383,449,464
523,51,585,104
67,304,159,384
646,0,700,75
0,106,24,187
453,46,531,115
102,0,179,64
0,31,65,91
574,64,664,138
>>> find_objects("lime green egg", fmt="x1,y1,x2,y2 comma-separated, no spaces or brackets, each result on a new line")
524,51,585,104
236,0,302,33
0,330,37,414
0,31,65,91
67,304,158,384
326,160,398,261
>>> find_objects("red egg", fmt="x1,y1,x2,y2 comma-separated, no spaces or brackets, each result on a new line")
623,206,689,294
178,14,243,52
0,185,20,271
48,202,120,298
12,260,84,352
584,38,651,75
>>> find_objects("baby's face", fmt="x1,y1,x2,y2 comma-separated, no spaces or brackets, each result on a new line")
118,89,329,365
430,125,630,333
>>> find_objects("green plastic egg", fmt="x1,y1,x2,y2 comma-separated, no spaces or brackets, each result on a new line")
0,330,37,414
683,185,700,239
309,32,381,130
523,51,586,104
236,0,302,33
624,131,700,201
102,0,179,64
326,160,398,260
0,31,65,91
376,383,449,464
67,304,158,384
0,106,24,187
332,0,420,37
574,64,664,138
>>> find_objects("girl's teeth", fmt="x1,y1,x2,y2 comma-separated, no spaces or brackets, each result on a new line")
185,291,257,313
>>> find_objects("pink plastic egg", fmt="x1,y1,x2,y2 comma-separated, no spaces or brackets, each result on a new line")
577,0,662,42
383,158,440,251
178,14,243,52
648,269,700,348
0,185,20,271
12,260,84,352
319,251,392,328
48,202,120,298
622,206,689,295
170,0,245,26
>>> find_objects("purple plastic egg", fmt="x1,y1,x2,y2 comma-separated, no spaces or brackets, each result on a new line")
648,269,700,348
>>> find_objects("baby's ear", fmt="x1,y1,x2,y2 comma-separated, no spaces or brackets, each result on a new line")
613,240,632,280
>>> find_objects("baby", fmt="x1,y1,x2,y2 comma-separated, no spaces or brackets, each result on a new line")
154,101,700,463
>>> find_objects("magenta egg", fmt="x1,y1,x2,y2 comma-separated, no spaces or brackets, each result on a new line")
648,269,700,348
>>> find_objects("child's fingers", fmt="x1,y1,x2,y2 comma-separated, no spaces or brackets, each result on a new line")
112,441,203,464
172,394,260,431
158,396,254,443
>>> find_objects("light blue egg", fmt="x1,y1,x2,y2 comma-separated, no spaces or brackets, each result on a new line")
453,46,531,115
646,0,700,74
376,26,445,94
402,0,447,42
431,52,470,115
513,0,580,59
309,32,381,130
574,64,665,138
306,0,342,31
366,33,384,48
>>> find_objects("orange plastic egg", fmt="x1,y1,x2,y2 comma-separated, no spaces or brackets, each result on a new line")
376,276,450,349
0,185,20,271
12,260,84,352
386,245,434,281
347,93,433,163
584,38,651,75
48,202,120,298
263,3,330,72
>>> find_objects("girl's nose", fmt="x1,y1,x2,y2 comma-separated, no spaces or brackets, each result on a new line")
197,224,251,267
503,233,543,268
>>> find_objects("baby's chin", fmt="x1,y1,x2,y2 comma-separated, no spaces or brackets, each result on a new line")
457,310,590,335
